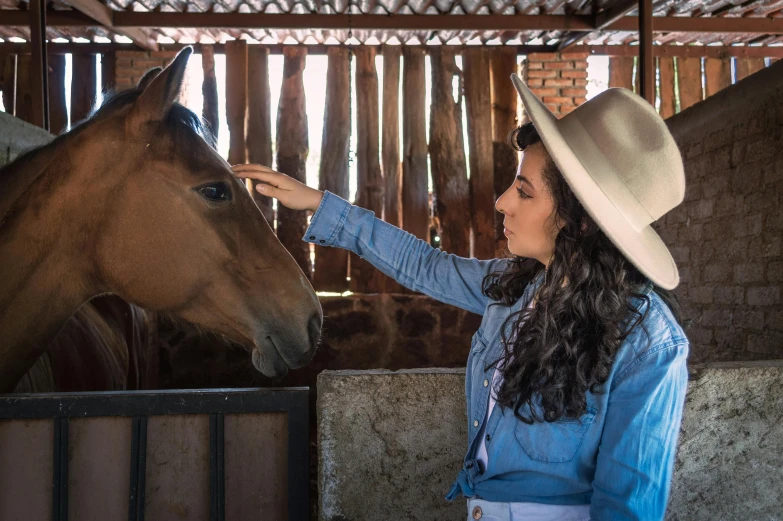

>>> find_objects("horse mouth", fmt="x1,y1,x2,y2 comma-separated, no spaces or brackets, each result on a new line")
251,336,289,378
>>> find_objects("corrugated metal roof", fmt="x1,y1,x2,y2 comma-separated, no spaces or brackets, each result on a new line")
1,0,782,46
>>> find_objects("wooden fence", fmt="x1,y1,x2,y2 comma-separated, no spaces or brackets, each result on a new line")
1,48,778,294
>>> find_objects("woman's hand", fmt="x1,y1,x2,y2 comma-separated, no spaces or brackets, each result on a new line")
232,164,324,212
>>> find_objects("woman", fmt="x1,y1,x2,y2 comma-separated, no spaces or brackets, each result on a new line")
234,74,691,521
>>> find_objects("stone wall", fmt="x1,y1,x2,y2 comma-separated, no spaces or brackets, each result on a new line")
317,362,783,521
659,59,783,362
522,51,589,117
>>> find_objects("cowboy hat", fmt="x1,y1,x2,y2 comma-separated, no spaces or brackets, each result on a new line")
510,73,685,290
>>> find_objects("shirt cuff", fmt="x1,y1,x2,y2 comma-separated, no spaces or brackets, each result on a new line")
302,190,352,246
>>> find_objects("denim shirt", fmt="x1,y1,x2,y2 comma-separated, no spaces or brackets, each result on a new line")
304,191,690,521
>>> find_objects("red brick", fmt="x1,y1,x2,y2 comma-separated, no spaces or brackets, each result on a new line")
562,70,588,79
526,78,543,87
527,52,557,61
527,69,558,79
543,96,574,104
116,68,134,78
117,50,148,59
526,61,543,70
571,61,589,70
574,79,588,86
561,87,587,97
560,105,577,115
133,59,167,69
574,97,587,104
530,87,558,97
544,78,573,87
545,103,559,112
544,61,575,70
560,51,589,60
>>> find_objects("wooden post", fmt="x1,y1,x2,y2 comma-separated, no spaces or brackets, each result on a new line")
608,57,635,90
247,45,274,224
201,45,219,146
70,54,97,125
490,48,518,252
48,54,68,135
351,46,386,293
658,57,675,119
429,47,470,258
101,51,116,93
0,54,15,115
276,46,311,278
735,58,765,82
314,47,350,293
704,58,731,98
28,0,49,130
15,55,33,123
638,0,654,105
676,57,703,112
463,48,495,260
401,47,429,243
225,40,248,166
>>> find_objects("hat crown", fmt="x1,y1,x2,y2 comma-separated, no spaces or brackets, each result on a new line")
565,88,685,226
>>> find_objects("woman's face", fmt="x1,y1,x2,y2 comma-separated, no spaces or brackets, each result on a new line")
495,142,564,266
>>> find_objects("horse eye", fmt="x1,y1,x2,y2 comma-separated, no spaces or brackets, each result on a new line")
197,183,231,202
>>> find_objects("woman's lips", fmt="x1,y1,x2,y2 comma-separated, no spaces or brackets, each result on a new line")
504,227,513,236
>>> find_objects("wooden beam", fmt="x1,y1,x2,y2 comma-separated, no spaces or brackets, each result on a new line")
638,0,654,104
275,46,311,279
463,48,495,260
676,57,703,112
429,47,470,258
48,54,68,134
70,53,97,125
704,57,731,97
14,55,32,123
201,45,219,145
658,57,675,119
735,57,766,81
101,51,116,92
559,0,638,51
314,47,350,293
28,0,49,130
401,47,429,242
608,56,635,90
247,45,274,225
225,39,248,166
57,0,159,51
0,55,16,116
585,44,783,59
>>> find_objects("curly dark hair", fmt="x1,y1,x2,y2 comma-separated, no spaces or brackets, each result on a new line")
483,121,701,425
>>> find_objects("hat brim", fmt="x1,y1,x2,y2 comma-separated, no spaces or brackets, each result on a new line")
510,74,679,290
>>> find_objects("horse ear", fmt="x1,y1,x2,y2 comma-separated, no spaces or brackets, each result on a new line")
137,67,163,91
126,46,192,135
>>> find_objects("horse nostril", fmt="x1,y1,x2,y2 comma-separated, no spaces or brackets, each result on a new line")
308,314,321,348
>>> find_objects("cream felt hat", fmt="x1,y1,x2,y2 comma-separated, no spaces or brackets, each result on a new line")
510,73,685,290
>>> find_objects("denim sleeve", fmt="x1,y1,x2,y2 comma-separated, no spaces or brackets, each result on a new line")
302,190,508,315
589,342,689,521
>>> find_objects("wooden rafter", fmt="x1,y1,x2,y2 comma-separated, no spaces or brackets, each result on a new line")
558,0,639,50
57,0,158,51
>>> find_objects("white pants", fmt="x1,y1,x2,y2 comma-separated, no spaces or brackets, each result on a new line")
466,497,591,521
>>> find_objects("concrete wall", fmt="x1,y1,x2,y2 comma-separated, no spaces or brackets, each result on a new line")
318,361,783,521
658,60,783,362
0,110,53,166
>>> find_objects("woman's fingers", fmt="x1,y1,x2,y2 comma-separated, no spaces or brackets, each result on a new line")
231,164,286,185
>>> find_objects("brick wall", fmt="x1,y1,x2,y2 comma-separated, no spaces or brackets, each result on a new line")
659,59,783,362
114,50,179,91
521,51,588,118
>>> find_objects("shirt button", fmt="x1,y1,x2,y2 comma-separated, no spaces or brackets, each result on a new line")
319,239,325,243
472,505,483,519
485,434,491,442
483,379,488,387
473,420,479,427
309,235,316,240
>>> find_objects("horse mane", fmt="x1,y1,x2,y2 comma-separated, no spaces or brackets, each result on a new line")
0,86,214,226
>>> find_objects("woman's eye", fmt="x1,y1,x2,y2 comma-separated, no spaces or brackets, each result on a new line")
197,183,231,202
516,187,530,199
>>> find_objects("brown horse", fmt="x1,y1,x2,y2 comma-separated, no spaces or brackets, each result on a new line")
0,47,322,393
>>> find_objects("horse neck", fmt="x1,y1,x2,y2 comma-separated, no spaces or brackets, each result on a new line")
0,135,94,392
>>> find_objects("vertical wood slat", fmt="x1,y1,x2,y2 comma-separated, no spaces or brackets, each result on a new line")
28,0,49,130
201,45,220,146
735,57,765,82
380,45,406,293
101,51,116,93
463,48,495,260
276,46,311,279
704,58,731,98
429,47,470,258
608,57,634,90
15,55,33,123
658,57,675,119
638,0,654,105
314,47,351,293
48,54,68,135
491,48,518,253
677,57,703,112
401,47,429,243
70,54,97,125
0,54,16,115
350,46,387,293
247,45,274,225
225,40,248,166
